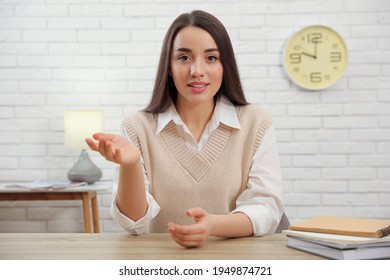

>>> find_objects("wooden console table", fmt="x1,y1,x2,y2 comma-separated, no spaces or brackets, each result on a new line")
0,182,111,233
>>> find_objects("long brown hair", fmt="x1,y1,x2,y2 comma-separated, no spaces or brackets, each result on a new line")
144,10,249,113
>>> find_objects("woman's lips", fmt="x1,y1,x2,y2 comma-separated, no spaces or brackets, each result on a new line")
188,82,208,93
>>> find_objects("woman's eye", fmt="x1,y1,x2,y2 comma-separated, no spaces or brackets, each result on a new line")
207,56,218,62
178,55,190,61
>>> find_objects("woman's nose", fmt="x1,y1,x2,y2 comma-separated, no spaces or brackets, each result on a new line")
190,60,205,76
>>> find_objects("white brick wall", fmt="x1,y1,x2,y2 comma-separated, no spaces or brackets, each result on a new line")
0,0,389,233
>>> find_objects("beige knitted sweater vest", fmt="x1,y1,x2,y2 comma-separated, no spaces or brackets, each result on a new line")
123,104,272,233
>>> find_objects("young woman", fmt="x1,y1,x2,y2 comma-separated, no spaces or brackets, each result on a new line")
86,10,286,248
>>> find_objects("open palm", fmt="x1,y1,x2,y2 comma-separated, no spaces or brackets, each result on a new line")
85,133,141,166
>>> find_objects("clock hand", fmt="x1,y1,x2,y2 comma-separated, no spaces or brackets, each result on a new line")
301,41,318,59
301,51,316,59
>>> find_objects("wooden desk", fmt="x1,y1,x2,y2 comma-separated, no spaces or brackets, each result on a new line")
0,182,111,233
0,233,324,260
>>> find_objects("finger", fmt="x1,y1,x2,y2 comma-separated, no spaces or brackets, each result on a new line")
171,230,206,242
167,222,175,233
85,138,98,151
92,132,105,141
170,233,203,248
169,222,207,236
185,207,207,219
98,136,108,156
113,148,122,162
104,140,115,159
169,228,205,248
168,221,208,247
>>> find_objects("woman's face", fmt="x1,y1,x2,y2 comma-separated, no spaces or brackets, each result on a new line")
170,26,223,109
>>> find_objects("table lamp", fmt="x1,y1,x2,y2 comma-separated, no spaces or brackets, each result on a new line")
64,110,103,184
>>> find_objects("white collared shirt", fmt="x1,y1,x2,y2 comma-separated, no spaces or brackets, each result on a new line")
111,97,284,236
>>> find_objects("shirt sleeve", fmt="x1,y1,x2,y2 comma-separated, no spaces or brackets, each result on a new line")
110,181,161,235
230,124,284,236
109,124,161,235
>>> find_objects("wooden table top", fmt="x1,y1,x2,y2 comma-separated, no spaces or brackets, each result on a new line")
0,233,324,260
0,181,112,193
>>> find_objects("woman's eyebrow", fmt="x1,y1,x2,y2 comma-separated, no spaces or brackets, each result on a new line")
175,47,192,53
205,48,219,53
175,47,219,53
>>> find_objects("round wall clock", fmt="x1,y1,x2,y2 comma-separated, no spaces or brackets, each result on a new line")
283,25,348,90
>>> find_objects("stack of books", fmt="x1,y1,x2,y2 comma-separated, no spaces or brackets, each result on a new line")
283,216,390,260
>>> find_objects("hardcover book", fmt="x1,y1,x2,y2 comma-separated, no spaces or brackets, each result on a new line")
288,215,390,238
285,234,390,260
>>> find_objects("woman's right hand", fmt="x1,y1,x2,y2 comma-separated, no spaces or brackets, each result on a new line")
85,133,141,166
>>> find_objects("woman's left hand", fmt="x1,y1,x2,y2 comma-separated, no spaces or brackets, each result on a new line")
167,208,214,248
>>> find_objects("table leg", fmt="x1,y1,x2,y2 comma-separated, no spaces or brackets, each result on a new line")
82,193,92,233
91,194,101,233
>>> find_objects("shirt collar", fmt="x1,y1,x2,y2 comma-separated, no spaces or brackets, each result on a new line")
156,96,241,135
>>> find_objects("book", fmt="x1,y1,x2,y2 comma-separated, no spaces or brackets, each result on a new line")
286,235,390,260
5,181,88,191
288,215,390,238
283,229,390,249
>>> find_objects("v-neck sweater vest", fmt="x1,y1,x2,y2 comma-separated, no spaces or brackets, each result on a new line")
123,104,272,233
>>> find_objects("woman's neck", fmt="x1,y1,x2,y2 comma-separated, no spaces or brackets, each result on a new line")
175,99,215,142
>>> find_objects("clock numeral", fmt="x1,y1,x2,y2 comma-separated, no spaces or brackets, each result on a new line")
310,72,322,83
330,51,342,62
308,32,322,44
289,53,301,64
293,45,301,51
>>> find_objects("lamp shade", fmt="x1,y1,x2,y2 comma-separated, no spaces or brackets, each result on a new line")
64,110,103,150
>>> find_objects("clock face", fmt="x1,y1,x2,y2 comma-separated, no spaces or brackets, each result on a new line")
283,25,348,90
